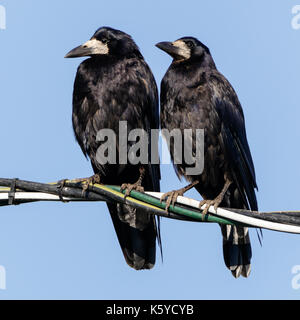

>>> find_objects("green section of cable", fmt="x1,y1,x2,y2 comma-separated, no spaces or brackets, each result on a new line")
107,185,236,226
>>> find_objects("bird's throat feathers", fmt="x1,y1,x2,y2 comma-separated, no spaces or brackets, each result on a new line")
172,53,216,70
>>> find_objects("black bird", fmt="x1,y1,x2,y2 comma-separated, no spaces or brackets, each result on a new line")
65,27,161,270
156,37,258,278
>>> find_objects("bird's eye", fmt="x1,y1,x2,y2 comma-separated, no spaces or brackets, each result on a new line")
186,41,194,49
101,38,108,44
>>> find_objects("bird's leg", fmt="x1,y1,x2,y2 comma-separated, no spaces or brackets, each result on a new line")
120,167,146,196
199,178,232,220
160,180,199,211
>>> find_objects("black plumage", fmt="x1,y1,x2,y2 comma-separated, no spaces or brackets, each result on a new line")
65,27,161,270
156,37,258,278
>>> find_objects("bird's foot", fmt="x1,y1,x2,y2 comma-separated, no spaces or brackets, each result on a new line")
160,189,184,212
199,178,232,220
120,182,144,197
160,180,199,212
120,167,145,197
80,174,101,192
70,174,101,196
199,196,223,221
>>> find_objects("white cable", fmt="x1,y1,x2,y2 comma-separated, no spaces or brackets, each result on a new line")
1,191,300,234
146,192,300,234
0,192,79,202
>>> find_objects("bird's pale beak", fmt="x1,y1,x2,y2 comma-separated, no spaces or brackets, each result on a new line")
65,38,109,58
155,41,181,58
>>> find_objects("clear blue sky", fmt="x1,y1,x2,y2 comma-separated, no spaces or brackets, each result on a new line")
0,0,300,299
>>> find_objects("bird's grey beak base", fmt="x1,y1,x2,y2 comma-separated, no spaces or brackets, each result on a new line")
155,41,180,58
65,44,91,58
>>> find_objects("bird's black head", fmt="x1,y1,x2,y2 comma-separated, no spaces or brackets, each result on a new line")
65,26,142,59
156,36,214,66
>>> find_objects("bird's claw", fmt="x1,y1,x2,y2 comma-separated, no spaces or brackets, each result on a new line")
79,174,101,194
160,190,183,212
160,181,200,212
199,198,222,221
120,183,145,197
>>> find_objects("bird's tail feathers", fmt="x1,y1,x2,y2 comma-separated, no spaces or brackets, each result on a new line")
220,224,252,278
107,202,156,270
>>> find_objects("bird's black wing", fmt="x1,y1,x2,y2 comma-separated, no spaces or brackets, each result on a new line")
72,64,93,160
138,60,161,192
134,59,162,257
209,71,258,211
207,71,258,278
